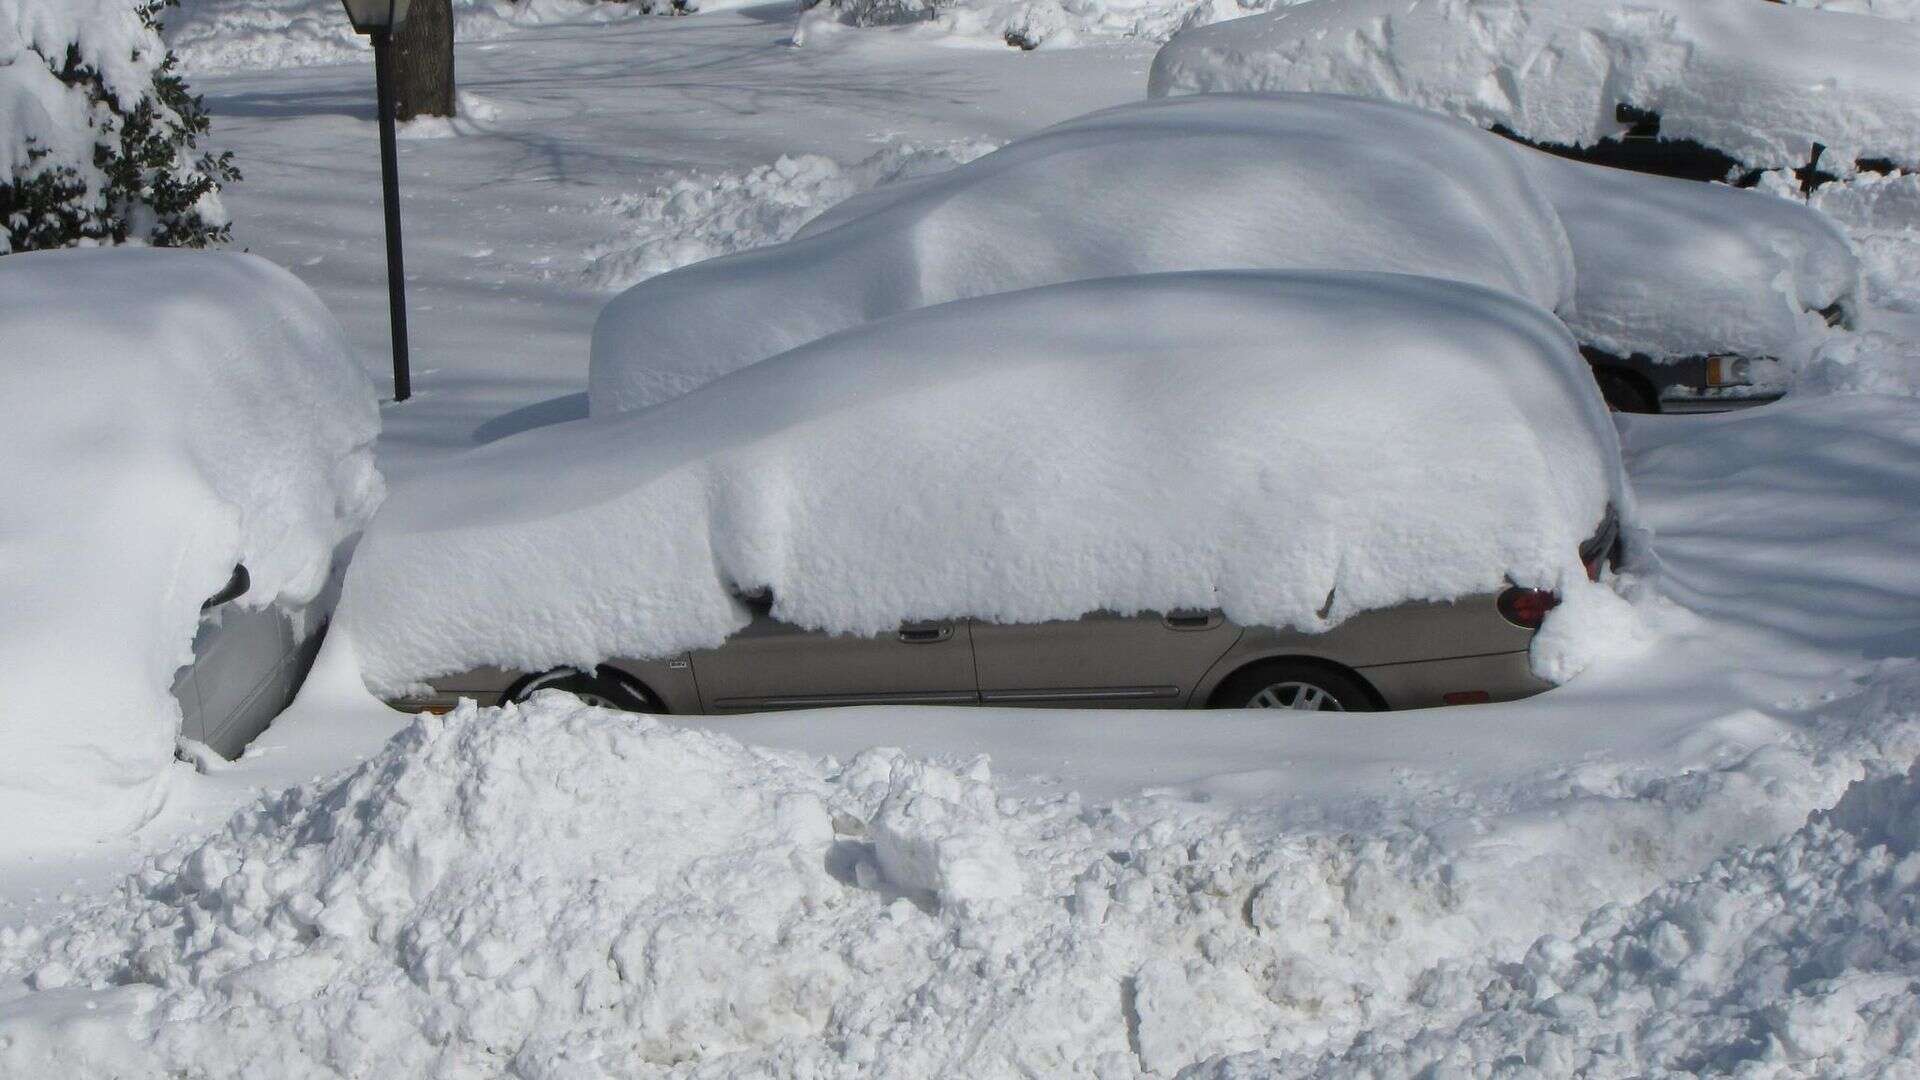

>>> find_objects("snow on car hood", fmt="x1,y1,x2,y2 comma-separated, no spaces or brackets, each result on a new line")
345,270,1624,694
1523,150,1861,362
0,250,383,843
588,93,1575,415
1148,0,1920,175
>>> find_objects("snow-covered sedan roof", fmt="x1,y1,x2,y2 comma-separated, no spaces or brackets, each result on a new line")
589,93,1854,417
0,250,383,841
589,93,1575,414
344,270,1625,695
1148,0,1920,177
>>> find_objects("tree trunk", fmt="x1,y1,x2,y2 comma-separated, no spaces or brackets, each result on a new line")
394,0,455,120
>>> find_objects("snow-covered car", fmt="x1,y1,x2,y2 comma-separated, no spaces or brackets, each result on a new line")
1522,151,1859,412
588,94,1856,417
343,271,1627,716
169,565,331,759
0,250,383,840
1147,0,1920,189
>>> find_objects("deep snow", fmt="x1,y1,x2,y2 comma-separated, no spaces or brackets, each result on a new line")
5,7,1920,1078
0,250,382,847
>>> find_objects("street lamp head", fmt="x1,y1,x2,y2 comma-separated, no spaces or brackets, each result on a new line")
339,0,412,34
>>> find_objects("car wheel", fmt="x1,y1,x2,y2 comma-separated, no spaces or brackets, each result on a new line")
1593,367,1657,414
505,667,660,713
1211,661,1378,712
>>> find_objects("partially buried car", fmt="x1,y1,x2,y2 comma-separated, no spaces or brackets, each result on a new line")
342,270,1627,717
588,93,1856,418
0,250,383,840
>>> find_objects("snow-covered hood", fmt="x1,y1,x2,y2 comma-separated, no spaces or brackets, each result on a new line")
1148,0,1920,176
347,270,1624,693
0,249,384,841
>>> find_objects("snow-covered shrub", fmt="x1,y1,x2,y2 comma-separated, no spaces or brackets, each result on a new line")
1,0,237,254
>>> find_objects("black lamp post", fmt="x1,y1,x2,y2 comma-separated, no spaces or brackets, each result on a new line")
340,0,414,402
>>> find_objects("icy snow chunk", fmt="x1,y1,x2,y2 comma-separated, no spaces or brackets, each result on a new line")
1149,0,1920,175
0,249,382,842
347,270,1623,694
589,93,1574,413
869,756,1023,905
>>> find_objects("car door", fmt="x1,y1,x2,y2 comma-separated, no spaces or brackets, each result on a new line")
688,595,979,712
970,610,1242,708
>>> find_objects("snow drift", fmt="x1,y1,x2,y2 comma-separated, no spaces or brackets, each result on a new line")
1147,0,1920,176
590,94,1576,414
585,140,999,294
0,249,383,843
808,0,1299,50
590,94,1854,415
161,0,655,74
346,270,1622,694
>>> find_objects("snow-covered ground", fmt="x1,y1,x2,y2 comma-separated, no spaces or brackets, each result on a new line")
4,5,1920,1076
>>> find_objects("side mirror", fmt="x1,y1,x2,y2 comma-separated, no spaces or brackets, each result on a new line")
202,565,251,611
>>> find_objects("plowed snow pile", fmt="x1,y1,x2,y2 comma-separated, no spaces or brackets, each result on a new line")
4,659,1919,1077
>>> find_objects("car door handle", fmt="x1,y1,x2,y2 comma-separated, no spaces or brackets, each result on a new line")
1163,611,1222,631
898,623,953,644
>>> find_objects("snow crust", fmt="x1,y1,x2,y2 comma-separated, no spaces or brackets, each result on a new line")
1523,151,1860,362
0,249,383,843
348,270,1621,693
161,0,652,74
590,94,1577,413
1148,0,1920,174
584,140,997,293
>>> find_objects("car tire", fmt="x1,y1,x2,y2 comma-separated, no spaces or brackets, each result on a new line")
1593,367,1658,414
1210,660,1379,712
504,667,661,713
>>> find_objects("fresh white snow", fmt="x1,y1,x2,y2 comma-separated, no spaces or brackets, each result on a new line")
345,270,1623,695
5,6,1920,1078
0,249,383,847
1148,0,1920,175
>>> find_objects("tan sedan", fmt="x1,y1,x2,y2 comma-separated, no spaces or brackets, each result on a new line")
391,509,1615,716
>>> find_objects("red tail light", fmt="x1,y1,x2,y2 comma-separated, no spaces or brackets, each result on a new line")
1497,587,1559,629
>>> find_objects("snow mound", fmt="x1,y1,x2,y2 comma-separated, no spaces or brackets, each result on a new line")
1525,152,1860,363
162,0,651,74
1807,171,1920,313
1186,757,1920,1078
590,94,1575,413
350,270,1621,694
0,249,383,843
1148,0,1920,175
6,659,1918,1076
584,140,997,293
